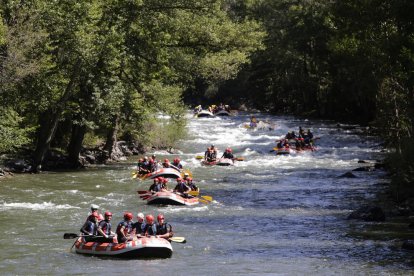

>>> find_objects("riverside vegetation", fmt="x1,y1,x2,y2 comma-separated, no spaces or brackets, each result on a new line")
1,1,413,214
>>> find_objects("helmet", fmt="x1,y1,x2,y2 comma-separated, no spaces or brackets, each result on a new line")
98,214,104,221
124,212,133,221
226,148,232,153
154,177,160,182
164,159,169,163
152,154,156,158
173,158,180,163
139,158,144,162
157,214,164,222
211,144,215,148
91,212,99,218
162,178,168,184
149,159,154,164
146,214,154,224
137,212,144,219
187,177,192,181
144,156,148,160
90,204,99,210
184,172,189,177
176,177,182,182
104,211,112,217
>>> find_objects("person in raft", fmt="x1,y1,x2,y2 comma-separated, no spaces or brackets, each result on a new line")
161,177,169,191
173,177,191,197
149,177,163,192
116,212,134,243
162,159,171,168
96,211,115,242
172,158,183,170
132,212,146,237
156,214,174,239
143,214,157,237
186,177,199,191
80,212,99,241
86,204,100,220
221,147,234,159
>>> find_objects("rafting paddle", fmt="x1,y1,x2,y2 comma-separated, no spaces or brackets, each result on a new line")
169,237,186,243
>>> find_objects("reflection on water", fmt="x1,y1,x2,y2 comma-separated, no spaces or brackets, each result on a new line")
0,112,412,275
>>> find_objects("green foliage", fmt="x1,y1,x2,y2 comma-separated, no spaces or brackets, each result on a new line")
0,108,32,153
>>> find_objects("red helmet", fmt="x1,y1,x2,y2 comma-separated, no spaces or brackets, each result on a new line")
104,211,112,217
162,178,168,184
176,177,182,182
157,214,164,222
149,159,154,164
186,177,193,181
146,214,154,224
226,148,232,153
173,158,180,163
164,159,169,163
90,212,99,219
154,177,160,182
124,212,133,221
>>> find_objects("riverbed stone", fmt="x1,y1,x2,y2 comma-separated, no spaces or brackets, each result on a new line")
347,206,386,221
402,240,414,250
339,172,357,178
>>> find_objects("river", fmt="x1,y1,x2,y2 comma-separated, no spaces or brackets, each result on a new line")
0,112,412,275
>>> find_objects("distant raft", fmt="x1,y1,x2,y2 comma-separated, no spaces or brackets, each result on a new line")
74,236,173,259
140,191,200,206
142,168,182,179
195,110,215,118
214,110,231,116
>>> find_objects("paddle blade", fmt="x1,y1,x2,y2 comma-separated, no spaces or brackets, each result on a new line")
201,195,213,202
63,233,79,239
137,190,151,195
199,198,210,204
195,156,203,160
188,190,200,197
235,157,244,161
170,237,186,243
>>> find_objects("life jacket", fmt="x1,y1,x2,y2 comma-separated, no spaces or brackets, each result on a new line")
188,182,198,191
116,220,132,237
175,182,189,193
80,220,97,235
156,223,171,235
98,220,112,235
133,221,145,235
144,223,157,236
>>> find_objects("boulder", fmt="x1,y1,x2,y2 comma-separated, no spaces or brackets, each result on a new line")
402,240,414,250
339,172,357,178
347,206,386,222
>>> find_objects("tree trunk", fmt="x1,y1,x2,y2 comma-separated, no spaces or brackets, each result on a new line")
32,111,61,172
103,114,120,161
31,60,79,172
67,124,87,168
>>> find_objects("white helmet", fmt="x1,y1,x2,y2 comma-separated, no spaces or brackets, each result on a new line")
90,204,99,210
137,212,144,219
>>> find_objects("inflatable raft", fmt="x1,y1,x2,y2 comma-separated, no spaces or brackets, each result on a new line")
195,110,215,118
143,168,181,179
214,110,231,116
273,147,291,155
74,236,173,259
216,158,234,166
144,191,199,206
201,158,233,166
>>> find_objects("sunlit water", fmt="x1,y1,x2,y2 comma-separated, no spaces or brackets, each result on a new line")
0,112,412,275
